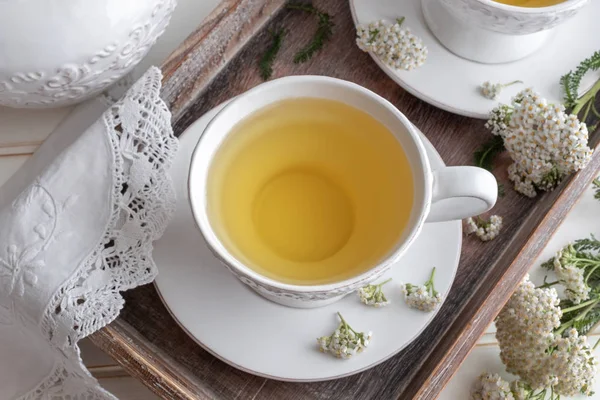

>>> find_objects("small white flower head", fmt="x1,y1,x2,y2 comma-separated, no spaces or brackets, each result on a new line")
552,245,591,304
550,328,598,396
480,80,522,100
356,17,427,71
358,278,392,307
401,267,441,312
470,373,515,400
465,215,503,242
485,104,513,136
486,88,593,197
495,275,563,390
509,381,533,400
317,312,371,359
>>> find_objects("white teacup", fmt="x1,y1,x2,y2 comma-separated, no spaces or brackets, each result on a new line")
189,76,497,308
422,0,590,63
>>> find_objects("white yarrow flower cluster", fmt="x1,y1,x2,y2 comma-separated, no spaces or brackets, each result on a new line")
476,238,600,398
356,18,427,71
480,80,522,100
486,103,512,136
553,246,590,304
401,267,441,312
465,215,503,241
402,285,441,312
495,275,562,390
317,313,372,359
550,328,598,396
470,373,515,400
358,278,392,307
481,81,503,100
485,88,593,197
509,381,531,400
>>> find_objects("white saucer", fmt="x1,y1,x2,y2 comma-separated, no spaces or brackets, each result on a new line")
153,102,461,381
350,0,600,119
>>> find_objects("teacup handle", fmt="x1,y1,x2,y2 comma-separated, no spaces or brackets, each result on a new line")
426,166,498,223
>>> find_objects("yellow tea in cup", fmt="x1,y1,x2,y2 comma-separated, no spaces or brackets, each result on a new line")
207,98,413,285
494,0,566,6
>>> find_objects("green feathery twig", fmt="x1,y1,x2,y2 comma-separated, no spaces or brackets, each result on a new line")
474,135,505,171
473,136,505,197
497,183,505,198
563,302,600,336
560,51,600,124
259,28,286,81
557,293,600,337
286,3,334,63
593,177,600,201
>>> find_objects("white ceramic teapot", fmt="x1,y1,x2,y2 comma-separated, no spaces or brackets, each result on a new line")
0,0,176,108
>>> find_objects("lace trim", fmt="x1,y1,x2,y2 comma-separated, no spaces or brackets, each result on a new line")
20,357,117,400
18,67,177,399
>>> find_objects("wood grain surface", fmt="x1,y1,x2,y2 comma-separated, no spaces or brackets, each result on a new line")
89,0,600,398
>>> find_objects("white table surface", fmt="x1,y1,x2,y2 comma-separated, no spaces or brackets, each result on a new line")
1,1,598,398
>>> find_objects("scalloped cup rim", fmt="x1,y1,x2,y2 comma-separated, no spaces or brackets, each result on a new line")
474,0,588,13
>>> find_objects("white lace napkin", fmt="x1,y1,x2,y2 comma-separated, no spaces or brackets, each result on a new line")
0,67,177,399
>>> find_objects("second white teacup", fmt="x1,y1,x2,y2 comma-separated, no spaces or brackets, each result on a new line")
189,76,497,308
423,0,590,63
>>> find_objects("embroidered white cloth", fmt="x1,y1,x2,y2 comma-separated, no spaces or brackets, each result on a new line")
0,67,177,399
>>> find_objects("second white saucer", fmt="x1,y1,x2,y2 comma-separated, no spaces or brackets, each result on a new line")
350,0,600,119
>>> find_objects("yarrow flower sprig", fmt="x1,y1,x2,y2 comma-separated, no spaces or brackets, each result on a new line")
475,52,599,199
471,375,562,400
317,312,372,359
485,88,593,197
465,215,503,242
356,17,427,71
480,80,523,100
358,278,392,307
480,273,600,398
475,332,598,399
470,373,515,400
401,267,441,312
541,236,600,307
495,275,563,390
549,328,598,396
548,248,591,306
538,237,600,354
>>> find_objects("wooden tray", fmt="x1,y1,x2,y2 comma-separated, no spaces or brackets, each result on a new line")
89,1,600,398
